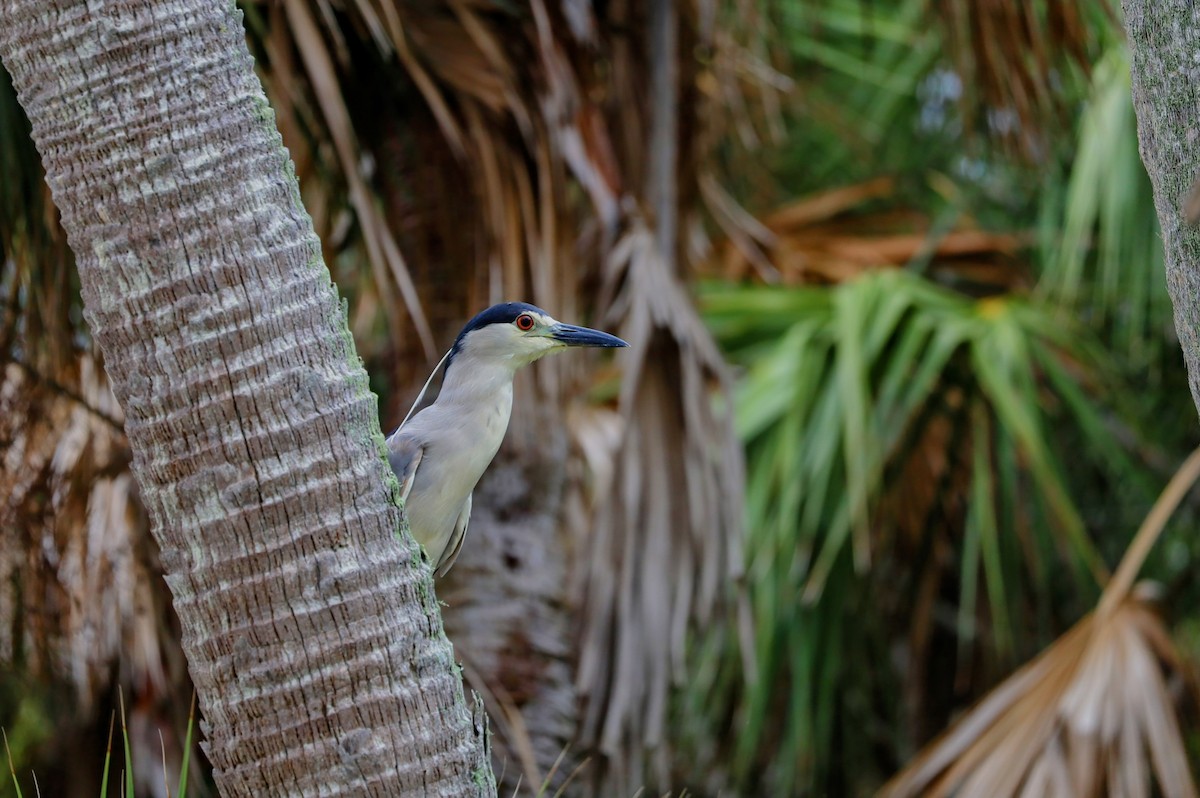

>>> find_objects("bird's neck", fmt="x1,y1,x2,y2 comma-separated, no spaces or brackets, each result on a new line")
440,358,518,407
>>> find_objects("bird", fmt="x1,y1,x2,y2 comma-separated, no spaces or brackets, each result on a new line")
387,302,628,577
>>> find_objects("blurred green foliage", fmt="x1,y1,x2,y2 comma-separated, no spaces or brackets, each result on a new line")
677,1,1200,795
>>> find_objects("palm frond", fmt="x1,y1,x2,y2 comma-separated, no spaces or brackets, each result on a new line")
1038,43,1169,364
882,448,1200,798
932,0,1105,157
0,359,166,705
708,177,1030,293
0,64,76,372
768,0,944,189
691,266,1145,794
282,0,436,360
574,218,745,792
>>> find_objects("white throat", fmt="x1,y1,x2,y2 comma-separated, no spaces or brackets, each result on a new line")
440,356,519,405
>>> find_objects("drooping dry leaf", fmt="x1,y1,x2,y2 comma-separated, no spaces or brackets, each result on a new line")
934,1,1101,157
575,218,746,785
882,448,1200,798
709,179,1030,294
283,0,436,359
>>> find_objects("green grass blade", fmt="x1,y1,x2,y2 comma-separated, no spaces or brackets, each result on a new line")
958,439,982,665
834,280,873,571
118,688,134,798
2,728,23,798
99,711,114,798
176,691,196,798
970,402,1012,655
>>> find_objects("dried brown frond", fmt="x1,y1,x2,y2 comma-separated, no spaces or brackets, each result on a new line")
0,68,76,375
708,178,1031,294
933,0,1105,158
282,0,436,359
0,353,193,796
0,358,176,704
881,448,1200,798
575,217,746,789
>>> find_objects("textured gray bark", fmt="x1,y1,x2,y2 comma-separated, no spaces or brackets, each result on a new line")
1124,1,1200,415
0,1,493,795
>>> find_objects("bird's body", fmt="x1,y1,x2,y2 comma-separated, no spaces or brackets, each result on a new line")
389,361,513,573
387,302,626,576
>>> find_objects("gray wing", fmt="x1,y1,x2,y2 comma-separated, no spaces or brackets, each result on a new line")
387,433,424,504
434,493,471,577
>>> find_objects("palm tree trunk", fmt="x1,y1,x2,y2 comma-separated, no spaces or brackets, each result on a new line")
1124,0,1200,416
0,1,493,795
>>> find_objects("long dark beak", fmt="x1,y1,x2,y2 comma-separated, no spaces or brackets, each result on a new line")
549,323,629,348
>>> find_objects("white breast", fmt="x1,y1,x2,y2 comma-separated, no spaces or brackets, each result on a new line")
402,376,514,562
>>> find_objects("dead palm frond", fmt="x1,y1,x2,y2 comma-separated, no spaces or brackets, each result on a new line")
575,218,746,788
881,447,1200,798
280,0,436,360
0,356,192,781
0,65,76,376
932,0,1105,157
556,1,784,788
707,177,1031,294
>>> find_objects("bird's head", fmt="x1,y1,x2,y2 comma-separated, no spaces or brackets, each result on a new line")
445,302,628,372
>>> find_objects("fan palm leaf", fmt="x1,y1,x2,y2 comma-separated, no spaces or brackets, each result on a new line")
882,447,1200,798
692,259,1149,794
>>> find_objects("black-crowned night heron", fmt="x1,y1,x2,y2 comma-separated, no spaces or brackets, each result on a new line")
387,302,627,576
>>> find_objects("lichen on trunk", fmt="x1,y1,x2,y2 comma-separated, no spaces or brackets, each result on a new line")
1124,0,1200,416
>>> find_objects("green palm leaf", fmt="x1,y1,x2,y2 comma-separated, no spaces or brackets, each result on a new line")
692,268,1148,794
1039,44,1169,362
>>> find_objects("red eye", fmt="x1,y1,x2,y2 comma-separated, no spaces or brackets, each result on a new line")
515,313,535,331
